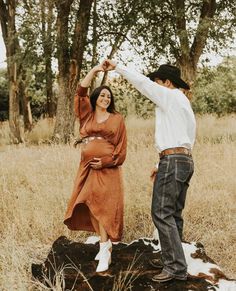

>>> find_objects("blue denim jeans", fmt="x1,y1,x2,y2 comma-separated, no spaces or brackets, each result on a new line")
151,154,194,279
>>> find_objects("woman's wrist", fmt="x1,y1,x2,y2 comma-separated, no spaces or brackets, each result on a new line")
92,64,103,74
91,67,98,74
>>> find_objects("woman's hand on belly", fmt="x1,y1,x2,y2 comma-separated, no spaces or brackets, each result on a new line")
81,140,114,161
89,157,102,170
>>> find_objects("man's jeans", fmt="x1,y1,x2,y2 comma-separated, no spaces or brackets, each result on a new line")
151,154,194,279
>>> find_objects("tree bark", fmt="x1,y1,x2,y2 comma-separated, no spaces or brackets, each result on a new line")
177,56,196,86
19,71,33,132
190,0,216,67
41,0,55,117
53,0,73,143
0,0,23,142
90,0,98,92
53,0,93,143
9,62,23,142
71,0,93,84
174,0,216,84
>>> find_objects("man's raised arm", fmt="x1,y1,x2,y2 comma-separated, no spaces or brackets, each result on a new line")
104,59,170,111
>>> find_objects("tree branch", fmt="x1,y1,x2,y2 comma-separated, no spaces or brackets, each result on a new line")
70,0,93,80
190,0,216,66
55,0,73,78
174,0,190,56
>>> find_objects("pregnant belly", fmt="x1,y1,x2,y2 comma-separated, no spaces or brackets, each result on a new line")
81,139,114,161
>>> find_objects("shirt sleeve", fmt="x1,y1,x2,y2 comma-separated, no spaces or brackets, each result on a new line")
100,116,127,168
74,85,92,126
115,64,171,111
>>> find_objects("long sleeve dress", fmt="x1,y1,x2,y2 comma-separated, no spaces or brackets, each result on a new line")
64,85,127,242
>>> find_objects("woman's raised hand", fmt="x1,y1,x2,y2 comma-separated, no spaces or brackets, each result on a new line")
102,59,117,71
81,64,105,87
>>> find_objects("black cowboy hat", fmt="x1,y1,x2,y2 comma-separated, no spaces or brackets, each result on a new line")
147,64,190,90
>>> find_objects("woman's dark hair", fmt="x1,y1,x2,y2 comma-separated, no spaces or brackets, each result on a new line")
90,85,116,113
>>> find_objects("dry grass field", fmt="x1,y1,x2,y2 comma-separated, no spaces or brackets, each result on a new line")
0,114,235,290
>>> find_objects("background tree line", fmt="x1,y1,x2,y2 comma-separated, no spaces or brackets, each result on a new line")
1,56,235,120
0,0,235,143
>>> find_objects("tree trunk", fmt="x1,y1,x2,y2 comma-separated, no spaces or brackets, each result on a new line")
174,0,216,85
53,0,93,143
8,63,23,142
177,56,196,86
71,0,94,83
41,0,55,117
19,71,33,132
90,0,98,92
53,0,73,143
54,76,74,143
0,0,23,143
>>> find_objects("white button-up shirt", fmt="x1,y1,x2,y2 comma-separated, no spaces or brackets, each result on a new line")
115,64,196,152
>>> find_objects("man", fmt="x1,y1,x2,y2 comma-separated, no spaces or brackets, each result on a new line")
104,60,196,282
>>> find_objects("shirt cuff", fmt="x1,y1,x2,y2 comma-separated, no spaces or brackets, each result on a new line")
115,63,127,74
77,85,88,97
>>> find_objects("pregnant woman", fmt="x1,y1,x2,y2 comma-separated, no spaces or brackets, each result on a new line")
64,63,127,273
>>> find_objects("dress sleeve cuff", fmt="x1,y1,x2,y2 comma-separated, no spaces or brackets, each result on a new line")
77,85,88,97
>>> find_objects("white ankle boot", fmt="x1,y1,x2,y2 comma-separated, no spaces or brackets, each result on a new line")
95,239,112,260
96,240,112,273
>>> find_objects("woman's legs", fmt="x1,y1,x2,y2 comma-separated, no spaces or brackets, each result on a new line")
90,211,100,235
99,221,108,242
96,225,112,272
90,210,110,244
89,212,112,272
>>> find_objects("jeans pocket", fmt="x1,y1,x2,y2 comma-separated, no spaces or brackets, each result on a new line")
158,159,169,173
175,159,193,182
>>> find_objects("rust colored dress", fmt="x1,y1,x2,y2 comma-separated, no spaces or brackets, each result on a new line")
64,85,127,242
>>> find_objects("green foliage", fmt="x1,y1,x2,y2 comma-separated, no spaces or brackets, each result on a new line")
129,0,236,70
107,56,236,118
108,76,155,119
192,57,236,116
1,0,235,123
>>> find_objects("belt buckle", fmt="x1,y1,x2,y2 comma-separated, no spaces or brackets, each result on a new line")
83,136,101,144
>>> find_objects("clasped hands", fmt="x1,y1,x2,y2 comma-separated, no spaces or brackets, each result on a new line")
92,59,117,74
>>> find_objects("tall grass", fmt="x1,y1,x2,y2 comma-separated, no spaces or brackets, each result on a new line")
0,114,235,290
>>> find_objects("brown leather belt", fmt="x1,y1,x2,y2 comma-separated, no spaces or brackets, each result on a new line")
159,147,192,158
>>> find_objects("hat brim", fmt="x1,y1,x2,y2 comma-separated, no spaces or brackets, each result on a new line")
147,71,190,90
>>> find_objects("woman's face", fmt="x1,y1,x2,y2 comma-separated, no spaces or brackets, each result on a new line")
96,89,111,110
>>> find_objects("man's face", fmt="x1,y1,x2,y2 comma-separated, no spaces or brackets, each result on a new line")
155,78,166,86
155,78,173,89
